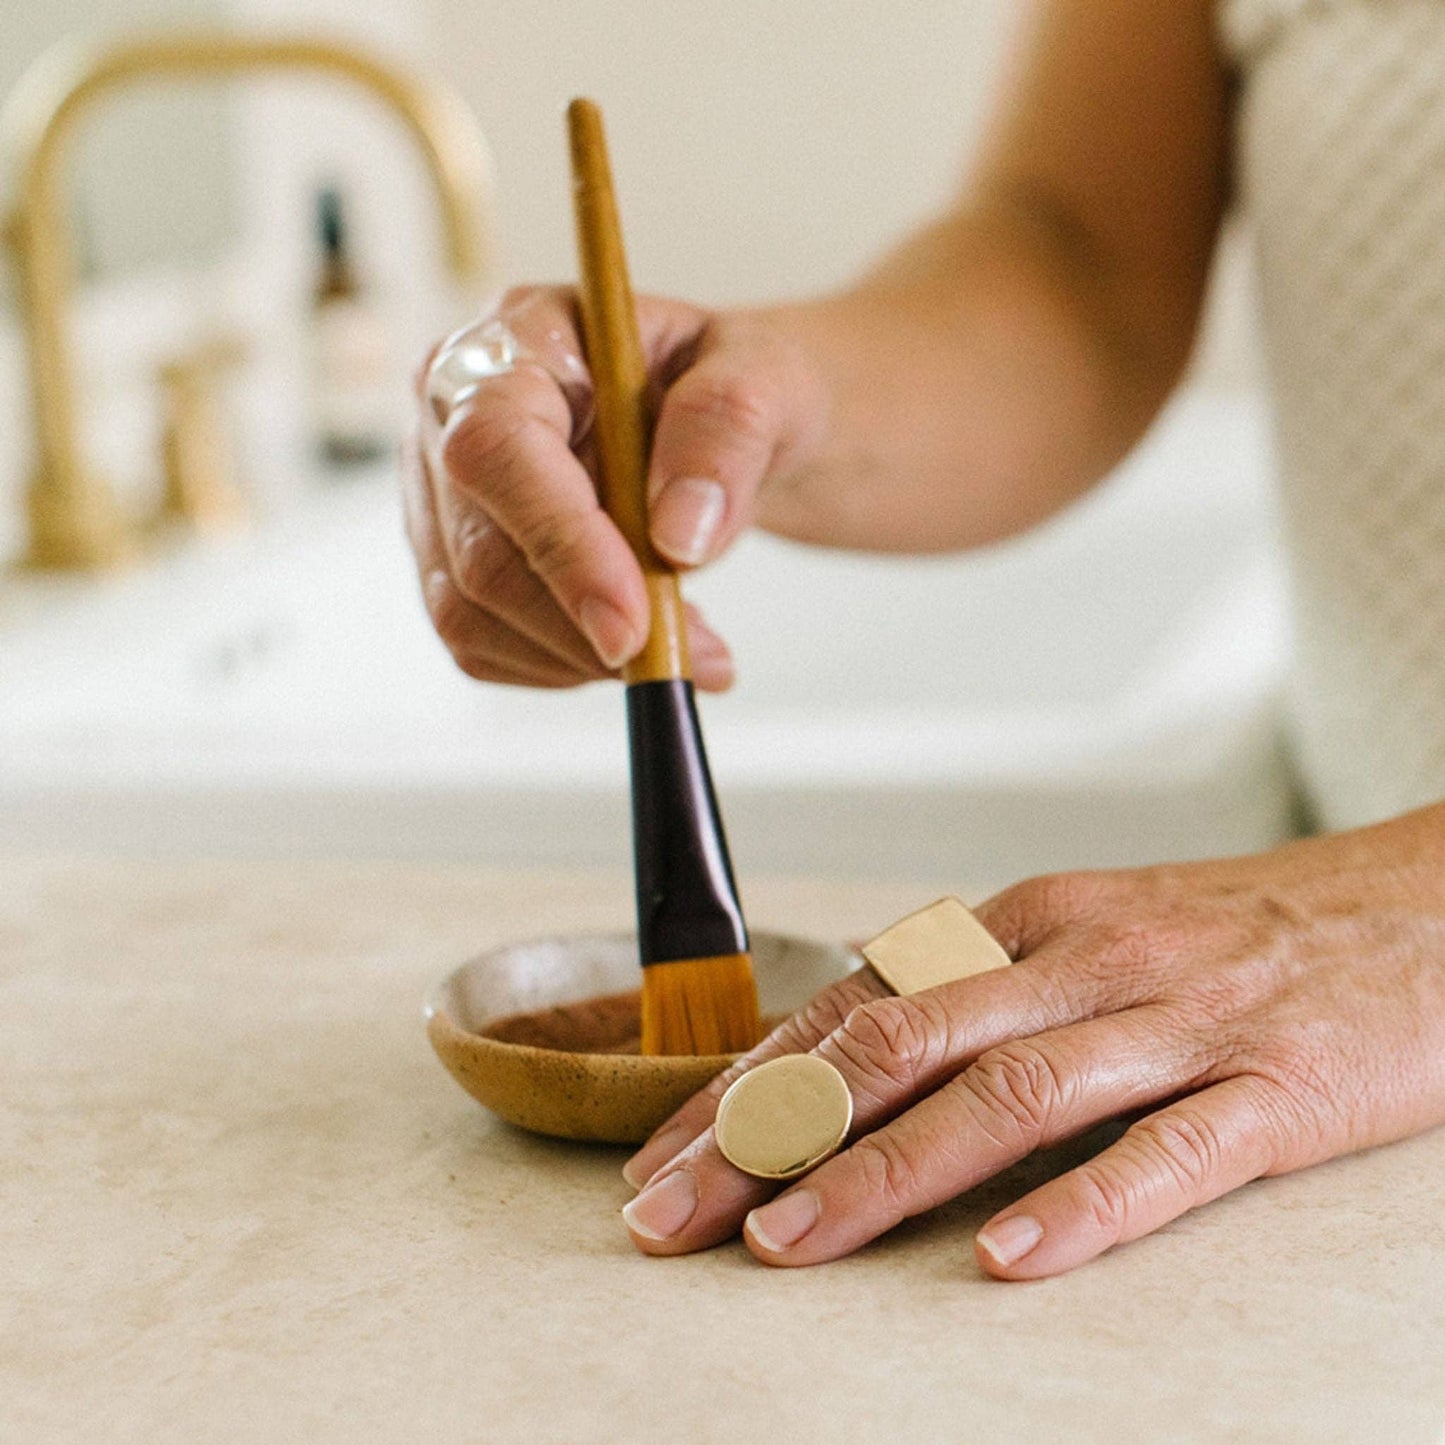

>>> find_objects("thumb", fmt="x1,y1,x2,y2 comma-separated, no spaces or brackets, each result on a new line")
646,320,826,567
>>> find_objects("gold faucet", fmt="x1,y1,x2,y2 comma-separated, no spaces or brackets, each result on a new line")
156,334,249,538
2,32,497,571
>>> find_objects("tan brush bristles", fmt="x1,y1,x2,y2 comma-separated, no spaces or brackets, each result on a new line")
639,954,762,1057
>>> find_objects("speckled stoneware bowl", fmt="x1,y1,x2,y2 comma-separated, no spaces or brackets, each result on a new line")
426,931,855,1144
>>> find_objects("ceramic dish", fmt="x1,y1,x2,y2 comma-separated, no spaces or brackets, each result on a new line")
426,931,855,1144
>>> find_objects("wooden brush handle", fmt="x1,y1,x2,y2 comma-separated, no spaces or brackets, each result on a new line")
567,97,690,685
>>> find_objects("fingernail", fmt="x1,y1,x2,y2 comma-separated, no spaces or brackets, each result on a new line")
652,478,726,565
622,1170,698,1242
623,1124,692,1190
976,1215,1043,1268
745,1189,820,1254
578,597,639,669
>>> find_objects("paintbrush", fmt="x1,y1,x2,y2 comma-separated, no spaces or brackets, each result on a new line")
567,97,761,1057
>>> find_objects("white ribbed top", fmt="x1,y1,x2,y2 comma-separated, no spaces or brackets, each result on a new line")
1220,0,1445,828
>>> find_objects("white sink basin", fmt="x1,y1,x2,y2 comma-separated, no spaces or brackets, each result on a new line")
1,389,1292,891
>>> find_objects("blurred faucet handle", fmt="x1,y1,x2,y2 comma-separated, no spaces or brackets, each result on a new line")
156,336,249,537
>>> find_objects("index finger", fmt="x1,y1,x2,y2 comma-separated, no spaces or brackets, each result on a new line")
621,965,888,1189
422,293,651,670
435,355,650,669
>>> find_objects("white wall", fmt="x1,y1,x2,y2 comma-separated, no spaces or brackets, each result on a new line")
421,0,1018,304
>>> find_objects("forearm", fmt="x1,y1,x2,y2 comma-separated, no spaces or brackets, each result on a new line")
752,0,1228,555
752,196,1196,554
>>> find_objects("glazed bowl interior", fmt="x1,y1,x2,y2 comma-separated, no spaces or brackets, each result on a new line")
426,931,855,1145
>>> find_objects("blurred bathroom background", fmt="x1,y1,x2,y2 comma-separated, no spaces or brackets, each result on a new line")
0,0,1289,895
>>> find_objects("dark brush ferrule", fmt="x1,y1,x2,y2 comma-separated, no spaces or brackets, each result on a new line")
625,678,749,966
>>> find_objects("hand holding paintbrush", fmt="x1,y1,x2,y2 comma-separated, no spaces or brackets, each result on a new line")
567,98,761,1057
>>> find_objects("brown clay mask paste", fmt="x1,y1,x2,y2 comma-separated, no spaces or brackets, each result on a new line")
484,991,783,1056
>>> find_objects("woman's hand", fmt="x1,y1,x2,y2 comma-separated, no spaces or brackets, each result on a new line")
404,286,829,690
620,806,1445,1278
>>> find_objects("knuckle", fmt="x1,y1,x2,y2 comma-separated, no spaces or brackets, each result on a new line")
671,371,775,444
1126,1109,1224,1194
962,1041,1067,1145
849,1131,923,1222
980,870,1103,954
1261,1046,1333,1105
833,997,935,1099
1074,1162,1132,1240
784,971,884,1054
1240,1072,1328,1171
1234,1046,1337,1164
1027,870,1108,923
440,397,533,488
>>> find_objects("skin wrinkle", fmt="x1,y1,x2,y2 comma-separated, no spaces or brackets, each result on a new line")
827,997,945,1112
1159,940,1293,1026
1091,1116,1211,1225
1077,1082,1277,1238
757,1001,1216,1266
427,538,575,675
996,954,1079,1024
849,1131,927,1231
1072,1161,1135,1242
1062,918,1176,993
448,523,559,641
964,1040,1072,1148
513,509,599,593
440,390,553,501
1225,1074,1321,1177
825,1011,922,1118
452,510,497,576
660,371,776,454
1004,928,1160,1025
1136,1108,1231,1194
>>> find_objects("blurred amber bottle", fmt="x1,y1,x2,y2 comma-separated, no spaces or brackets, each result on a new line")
309,186,395,467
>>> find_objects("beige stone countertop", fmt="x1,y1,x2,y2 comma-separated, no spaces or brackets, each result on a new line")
4,856,1443,1444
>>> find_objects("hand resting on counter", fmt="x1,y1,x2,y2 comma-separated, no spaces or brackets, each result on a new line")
620,806,1445,1278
